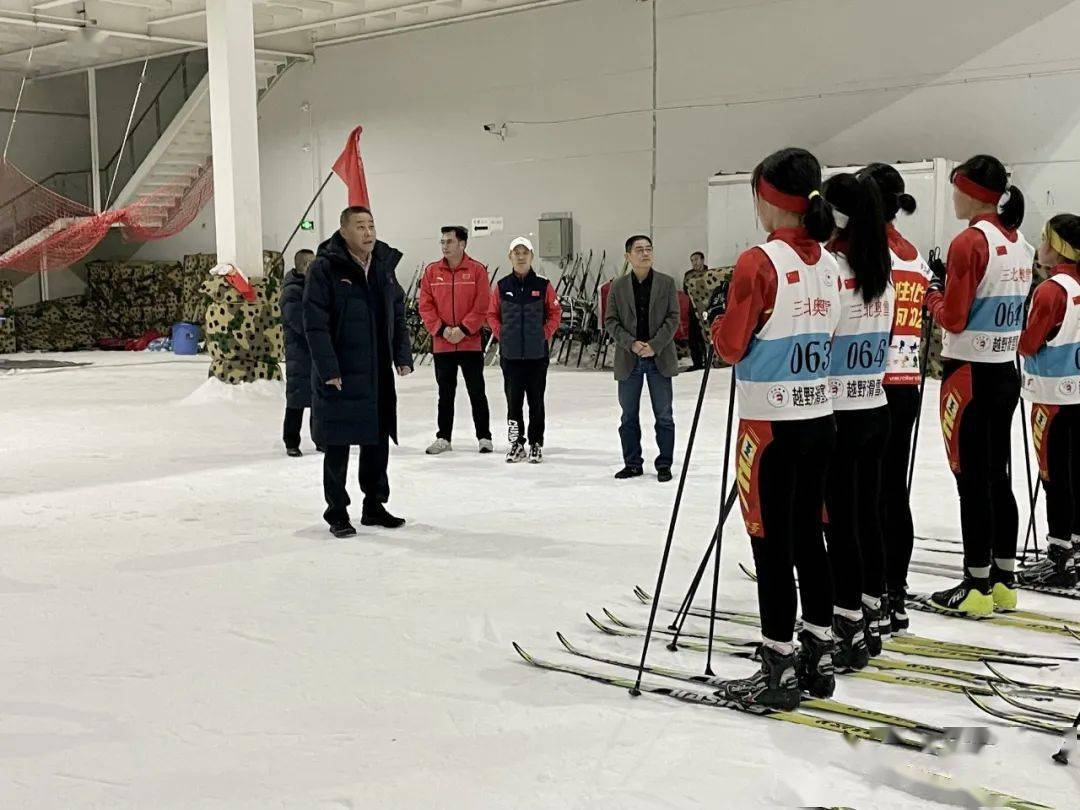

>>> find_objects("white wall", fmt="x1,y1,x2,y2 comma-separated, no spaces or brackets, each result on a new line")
118,0,1080,280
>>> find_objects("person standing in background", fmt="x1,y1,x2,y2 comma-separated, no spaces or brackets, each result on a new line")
683,251,710,371
281,248,320,457
418,226,493,455
488,237,561,463
604,235,681,482
304,206,414,538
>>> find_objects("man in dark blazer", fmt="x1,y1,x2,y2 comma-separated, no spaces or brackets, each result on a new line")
303,206,414,537
280,248,317,456
603,234,680,481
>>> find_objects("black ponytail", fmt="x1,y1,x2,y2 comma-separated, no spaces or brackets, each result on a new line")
823,172,890,304
751,147,835,242
857,162,917,222
951,154,1025,230
1047,213,1080,262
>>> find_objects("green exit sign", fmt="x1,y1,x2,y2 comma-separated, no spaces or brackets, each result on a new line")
300,219,315,231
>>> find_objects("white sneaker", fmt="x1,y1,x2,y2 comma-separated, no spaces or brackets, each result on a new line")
528,445,543,464
426,438,452,455
506,444,527,463
478,438,494,454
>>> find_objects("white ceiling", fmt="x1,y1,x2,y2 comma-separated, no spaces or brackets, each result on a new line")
0,0,579,79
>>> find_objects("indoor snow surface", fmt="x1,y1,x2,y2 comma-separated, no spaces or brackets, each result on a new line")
2,351,1079,809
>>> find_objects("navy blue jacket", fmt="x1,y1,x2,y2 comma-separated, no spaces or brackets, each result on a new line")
493,269,558,360
303,233,413,446
280,269,312,408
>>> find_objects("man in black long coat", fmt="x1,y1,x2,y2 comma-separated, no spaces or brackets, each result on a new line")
281,248,317,456
303,206,414,537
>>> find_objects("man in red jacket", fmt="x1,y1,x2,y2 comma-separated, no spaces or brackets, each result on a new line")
418,226,493,454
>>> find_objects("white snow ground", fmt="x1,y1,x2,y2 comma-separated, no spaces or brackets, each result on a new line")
2,351,1079,809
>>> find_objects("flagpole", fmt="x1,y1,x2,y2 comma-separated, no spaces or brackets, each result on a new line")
280,170,335,257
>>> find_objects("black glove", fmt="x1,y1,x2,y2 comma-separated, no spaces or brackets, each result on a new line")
706,281,730,326
927,248,946,294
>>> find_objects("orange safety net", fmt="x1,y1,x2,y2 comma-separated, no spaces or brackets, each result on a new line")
0,158,214,273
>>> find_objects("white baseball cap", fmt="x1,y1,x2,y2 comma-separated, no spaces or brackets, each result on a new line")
508,236,534,253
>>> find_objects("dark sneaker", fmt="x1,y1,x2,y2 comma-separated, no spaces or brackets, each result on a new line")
615,466,644,480
361,504,406,529
329,521,357,538
795,630,836,698
506,443,527,464
928,577,993,616
832,614,869,671
528,444,543,464
286,447,302,457
657,468,673,483
713,645,800,710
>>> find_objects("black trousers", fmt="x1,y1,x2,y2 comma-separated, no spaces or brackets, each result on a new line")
1034,403,1080,541
940,360,1020,573
825,405,891,610
687,314,707,369
283,407,312,449
322,438,390,525
740,416,836,643
502,357,548,446
882,385,921,592
433,351,491,441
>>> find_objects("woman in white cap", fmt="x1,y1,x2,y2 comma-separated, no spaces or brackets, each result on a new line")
487,237,562,462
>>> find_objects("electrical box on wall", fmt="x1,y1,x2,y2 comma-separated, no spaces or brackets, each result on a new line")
538,212,572,260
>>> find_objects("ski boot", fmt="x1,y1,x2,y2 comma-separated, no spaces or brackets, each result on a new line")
875,592,893,640
714,644,800,710
860,597,884,658
831,612,869,671
990,565,1018,609
928,576,993,616
795,629,836,698
1019,539,1079,587
887,588,910,634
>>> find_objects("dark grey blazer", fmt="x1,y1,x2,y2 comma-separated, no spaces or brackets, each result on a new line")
603,270,681,381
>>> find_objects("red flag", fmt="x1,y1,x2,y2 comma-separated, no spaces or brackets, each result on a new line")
332,125,371,208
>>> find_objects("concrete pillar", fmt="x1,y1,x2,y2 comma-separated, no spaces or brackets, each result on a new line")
206,0,264,278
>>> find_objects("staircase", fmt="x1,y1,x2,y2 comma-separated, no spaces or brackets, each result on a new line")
110,53,297,221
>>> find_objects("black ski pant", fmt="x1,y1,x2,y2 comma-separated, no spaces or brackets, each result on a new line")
882,384,921,592
738,415,835,644
687,314,707,369
825,405,891,611
940,360,1020,575
322,438,390,526
502,357,548,446
283,406,312,450
433,351,492,442
1032,402,1080,542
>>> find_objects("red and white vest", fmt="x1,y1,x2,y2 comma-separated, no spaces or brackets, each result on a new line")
828,252,894,411
1021,273,1080,405
885,248,932,385
942,221,1034,363
734,241,841,421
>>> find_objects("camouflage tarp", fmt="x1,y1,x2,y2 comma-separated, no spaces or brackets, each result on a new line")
202,254,285,384
14,295,97,352
0,280,14,354
86,260,184,338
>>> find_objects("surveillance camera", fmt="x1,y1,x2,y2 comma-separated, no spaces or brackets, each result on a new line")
483,123,496,132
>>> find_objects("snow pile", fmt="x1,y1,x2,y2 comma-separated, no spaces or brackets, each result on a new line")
180,375,286,406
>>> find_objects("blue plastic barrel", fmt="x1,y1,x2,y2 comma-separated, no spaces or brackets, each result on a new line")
172,322,200,355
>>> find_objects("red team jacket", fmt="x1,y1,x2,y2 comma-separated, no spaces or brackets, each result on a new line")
418,255,491,353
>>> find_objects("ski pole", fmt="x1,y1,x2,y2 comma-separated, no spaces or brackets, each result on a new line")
705,366,737,675
907,306,932,495
630,345,715,696
1017,395,1041,564
1021,477,1043,563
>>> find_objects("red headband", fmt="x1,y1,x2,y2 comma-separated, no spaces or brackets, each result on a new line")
757,177,810,214
953,173,1002,205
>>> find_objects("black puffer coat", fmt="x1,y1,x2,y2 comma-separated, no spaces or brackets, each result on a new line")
303,233,413,447
280,269,312,408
